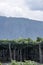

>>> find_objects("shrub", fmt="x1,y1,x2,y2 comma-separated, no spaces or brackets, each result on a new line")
0,63,2,65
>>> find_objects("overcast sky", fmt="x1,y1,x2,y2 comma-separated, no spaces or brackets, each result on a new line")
0,0,43,21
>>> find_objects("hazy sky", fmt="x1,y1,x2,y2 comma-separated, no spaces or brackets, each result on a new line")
0,0,43,21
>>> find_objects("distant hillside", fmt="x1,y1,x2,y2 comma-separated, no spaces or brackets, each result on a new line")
0,16,43,40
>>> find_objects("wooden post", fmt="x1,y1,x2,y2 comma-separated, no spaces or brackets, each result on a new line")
17,49,19,61
14,49,15,60
24,49,26,61
9,43,12,61
27,45,28,60
20,49,22,61
39,43,42,63
3,49,5,61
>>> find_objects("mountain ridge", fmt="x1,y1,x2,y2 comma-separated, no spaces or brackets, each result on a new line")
0,16,43,40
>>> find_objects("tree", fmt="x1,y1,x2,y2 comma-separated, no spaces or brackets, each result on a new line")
36,37,43,42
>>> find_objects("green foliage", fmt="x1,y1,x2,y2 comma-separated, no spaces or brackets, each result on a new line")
0,61,43,65
0,37,43,49
10,60,43,65
10,60,17,65
0,63,2,65
36,37,43,42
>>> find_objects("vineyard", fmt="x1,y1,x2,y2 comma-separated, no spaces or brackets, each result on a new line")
0,37,43,64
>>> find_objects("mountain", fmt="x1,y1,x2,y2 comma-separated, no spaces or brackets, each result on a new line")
0,16,43,40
